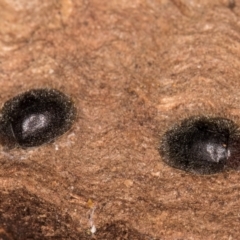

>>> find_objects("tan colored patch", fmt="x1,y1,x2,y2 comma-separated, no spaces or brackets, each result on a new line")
0,0,240,239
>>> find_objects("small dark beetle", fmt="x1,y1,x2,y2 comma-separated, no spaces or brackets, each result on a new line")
0,88,76,148
160,116,240,175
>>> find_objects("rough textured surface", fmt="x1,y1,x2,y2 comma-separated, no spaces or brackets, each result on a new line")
0,0,240,239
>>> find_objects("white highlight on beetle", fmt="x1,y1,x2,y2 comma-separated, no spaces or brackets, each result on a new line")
206,143,227,163
22,113,50,137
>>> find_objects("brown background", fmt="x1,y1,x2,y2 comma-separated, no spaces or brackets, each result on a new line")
0,0,240,239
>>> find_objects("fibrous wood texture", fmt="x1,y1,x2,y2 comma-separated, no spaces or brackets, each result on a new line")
0,0,240,239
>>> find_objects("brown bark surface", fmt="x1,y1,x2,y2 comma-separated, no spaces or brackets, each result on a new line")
0,0,240,239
